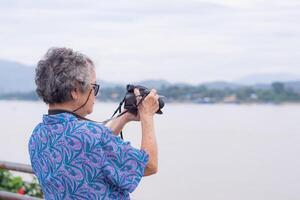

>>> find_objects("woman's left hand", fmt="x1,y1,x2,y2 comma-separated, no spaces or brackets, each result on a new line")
123,110,140,122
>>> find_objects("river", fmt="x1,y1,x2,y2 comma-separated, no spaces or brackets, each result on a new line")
0,100,299,200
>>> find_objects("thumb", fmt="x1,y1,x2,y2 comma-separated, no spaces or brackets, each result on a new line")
134,88,143,105
134,88,140,96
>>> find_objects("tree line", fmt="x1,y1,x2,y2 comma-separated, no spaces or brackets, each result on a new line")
1,82,300,104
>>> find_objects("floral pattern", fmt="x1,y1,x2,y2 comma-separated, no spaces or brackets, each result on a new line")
28,113,149,200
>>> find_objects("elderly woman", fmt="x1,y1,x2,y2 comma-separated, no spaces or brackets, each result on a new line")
28,47,159,199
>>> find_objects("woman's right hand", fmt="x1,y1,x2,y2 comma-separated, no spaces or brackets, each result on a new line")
135,88,159,176
134,88,159,118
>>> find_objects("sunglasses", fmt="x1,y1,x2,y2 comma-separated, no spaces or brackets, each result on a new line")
90,83,100,96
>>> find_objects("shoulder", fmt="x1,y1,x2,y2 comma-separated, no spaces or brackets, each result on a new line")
73,120,117,141
76,120,109,135
28,123,43,145
31,123,43,134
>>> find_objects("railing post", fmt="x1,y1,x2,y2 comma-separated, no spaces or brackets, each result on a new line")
0,191,42,200
0,161,33,174
0,160,42,200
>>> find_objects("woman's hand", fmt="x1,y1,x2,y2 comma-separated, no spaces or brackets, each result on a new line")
134,88,159,176
123,110,140,122
123,88,159,122
134,88,159,119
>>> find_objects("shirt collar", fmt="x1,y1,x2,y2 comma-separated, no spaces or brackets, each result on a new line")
42,113,78,124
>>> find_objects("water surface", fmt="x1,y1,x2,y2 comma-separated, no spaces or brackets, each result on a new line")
0,101,299,200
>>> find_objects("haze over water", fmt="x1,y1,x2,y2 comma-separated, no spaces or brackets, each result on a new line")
0,100,299,200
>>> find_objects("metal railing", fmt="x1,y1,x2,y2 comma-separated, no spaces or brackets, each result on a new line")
0,161,33,174
0,161,43,200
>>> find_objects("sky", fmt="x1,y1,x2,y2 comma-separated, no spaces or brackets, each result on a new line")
0,0,300,84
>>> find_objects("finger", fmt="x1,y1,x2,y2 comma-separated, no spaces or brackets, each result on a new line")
134,88,141,96
134,88,143,105
155,96,159,102
148,90,158,99
151,89,157,95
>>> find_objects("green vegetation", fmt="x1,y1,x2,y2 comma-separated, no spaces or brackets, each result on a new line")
1,82,299,104
0,169,43,198
156,82,300,104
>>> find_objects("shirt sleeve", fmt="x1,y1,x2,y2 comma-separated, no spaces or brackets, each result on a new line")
100,126,149,193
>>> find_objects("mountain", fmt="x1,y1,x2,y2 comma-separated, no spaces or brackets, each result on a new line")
200,81,242,90
249,81,300,92
1,59,300,95
283,81,300,93
236,73,300,85
0,59,125,93
97,80,122,88
0,60,35,94
133,79,172,89
97,79,173,90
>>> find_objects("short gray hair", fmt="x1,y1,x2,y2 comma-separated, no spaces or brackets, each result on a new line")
35,47,95,104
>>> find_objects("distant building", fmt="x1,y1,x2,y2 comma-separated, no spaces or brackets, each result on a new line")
194,97,215,104
250,93,258,100
110,92,119,100
223,95,238,103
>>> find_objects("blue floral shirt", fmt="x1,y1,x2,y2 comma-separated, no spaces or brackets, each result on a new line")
28,113,149,200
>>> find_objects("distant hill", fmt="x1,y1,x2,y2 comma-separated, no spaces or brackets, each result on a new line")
200,81,241,90
0,59,123,93
1,59,300,95
236,73,300,85
249,81,300,93
134,79,172,89
0,60,35,94
98,80,122,88
283,81,300,93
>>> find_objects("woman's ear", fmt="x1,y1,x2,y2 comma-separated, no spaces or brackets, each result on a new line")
71,88,78,100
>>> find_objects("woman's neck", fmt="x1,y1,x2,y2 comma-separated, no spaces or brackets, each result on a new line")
48,102,86,117
48,102,75,112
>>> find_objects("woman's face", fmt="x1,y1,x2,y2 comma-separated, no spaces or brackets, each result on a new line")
75,67,97,117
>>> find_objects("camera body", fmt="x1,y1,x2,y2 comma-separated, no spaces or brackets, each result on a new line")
124,84,165,115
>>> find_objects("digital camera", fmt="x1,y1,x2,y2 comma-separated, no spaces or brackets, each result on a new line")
124,84,165,115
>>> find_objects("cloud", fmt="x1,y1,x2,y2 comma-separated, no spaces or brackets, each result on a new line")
0,0,300,84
